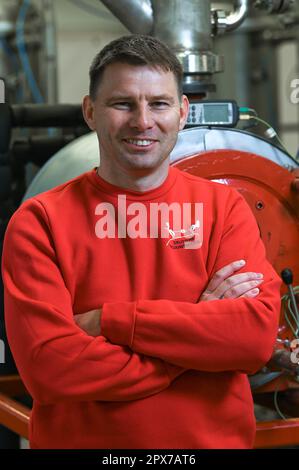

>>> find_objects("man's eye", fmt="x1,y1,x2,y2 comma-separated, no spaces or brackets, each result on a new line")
113,102,131,109
152,101,170,108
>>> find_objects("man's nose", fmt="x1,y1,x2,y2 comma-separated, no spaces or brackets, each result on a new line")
129,104,154,130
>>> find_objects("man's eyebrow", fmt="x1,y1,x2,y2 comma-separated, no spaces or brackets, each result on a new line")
105,95,132,102
151,95,175,103
104,94,176,104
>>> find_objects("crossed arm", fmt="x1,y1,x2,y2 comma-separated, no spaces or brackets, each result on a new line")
73,191,281,375
2,194,281,405
74,260,278,374
75,259,265,337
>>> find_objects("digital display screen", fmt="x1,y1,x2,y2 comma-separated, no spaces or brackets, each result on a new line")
203,104,229,123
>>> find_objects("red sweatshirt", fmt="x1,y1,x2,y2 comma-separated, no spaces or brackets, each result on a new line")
2,166,281,449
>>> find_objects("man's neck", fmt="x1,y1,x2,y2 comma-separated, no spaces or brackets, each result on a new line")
96,162,170,192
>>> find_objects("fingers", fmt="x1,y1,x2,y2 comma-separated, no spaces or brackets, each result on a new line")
240,288,260,298
213,272,263,299
204,260,246,293
200,259,264,302
220,279,263,299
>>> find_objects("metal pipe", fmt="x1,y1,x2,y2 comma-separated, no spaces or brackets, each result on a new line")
150,0,222,92
225,0,249,31
41,0,58,104
100,0,153,34
152,0,212,52
234,32,251,106
215,0,249,33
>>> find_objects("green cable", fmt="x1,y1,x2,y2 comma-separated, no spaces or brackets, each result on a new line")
281,286,299,338
238,108,297,162
251,116,293,157
282,298,298,337
274,387,287,420
239,106,257,116
272,287,299,419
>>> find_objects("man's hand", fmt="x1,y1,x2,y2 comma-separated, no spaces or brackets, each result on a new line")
74,261,262,334
200,260,263,301
74,308,102,337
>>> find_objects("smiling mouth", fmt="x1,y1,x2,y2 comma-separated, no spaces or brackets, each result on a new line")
123,138,157,147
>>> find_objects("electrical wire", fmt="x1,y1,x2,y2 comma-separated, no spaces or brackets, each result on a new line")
274,383,288,420
251,115,293,157
281,286,299,338
16,0,44,103
239,106,257,117
239,108,297,162
273,288,299,418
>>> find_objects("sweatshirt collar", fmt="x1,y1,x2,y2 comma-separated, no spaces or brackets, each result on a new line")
87,166,178,201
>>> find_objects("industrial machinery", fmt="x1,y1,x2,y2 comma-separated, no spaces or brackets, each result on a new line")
0,0,299,448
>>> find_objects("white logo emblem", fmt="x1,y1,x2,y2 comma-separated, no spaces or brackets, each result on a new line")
165,220,202,250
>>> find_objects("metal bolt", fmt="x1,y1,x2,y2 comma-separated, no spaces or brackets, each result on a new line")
256,201,264,210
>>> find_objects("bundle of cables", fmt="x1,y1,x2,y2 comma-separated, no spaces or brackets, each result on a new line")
239,106,298,165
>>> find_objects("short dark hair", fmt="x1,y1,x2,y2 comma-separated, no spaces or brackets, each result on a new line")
89,34,183,100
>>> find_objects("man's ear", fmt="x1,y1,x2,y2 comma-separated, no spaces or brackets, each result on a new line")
82,95,96,131
179,94,190,131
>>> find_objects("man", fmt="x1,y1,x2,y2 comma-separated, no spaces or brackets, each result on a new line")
2,35,281,449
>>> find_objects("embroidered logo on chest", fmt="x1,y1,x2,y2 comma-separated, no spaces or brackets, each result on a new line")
166,220,202,250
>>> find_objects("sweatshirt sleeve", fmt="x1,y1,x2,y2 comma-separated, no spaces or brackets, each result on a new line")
101,190,281,375
2,199,184,405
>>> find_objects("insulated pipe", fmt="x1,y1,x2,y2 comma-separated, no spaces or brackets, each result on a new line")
100,0,153,34
10,104,86,127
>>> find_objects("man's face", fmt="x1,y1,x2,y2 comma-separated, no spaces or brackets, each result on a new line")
83,63,189,180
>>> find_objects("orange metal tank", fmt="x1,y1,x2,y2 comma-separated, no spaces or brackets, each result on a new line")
172,148,299,397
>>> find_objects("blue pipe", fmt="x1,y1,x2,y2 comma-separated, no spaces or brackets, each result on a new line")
16,0,44,103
